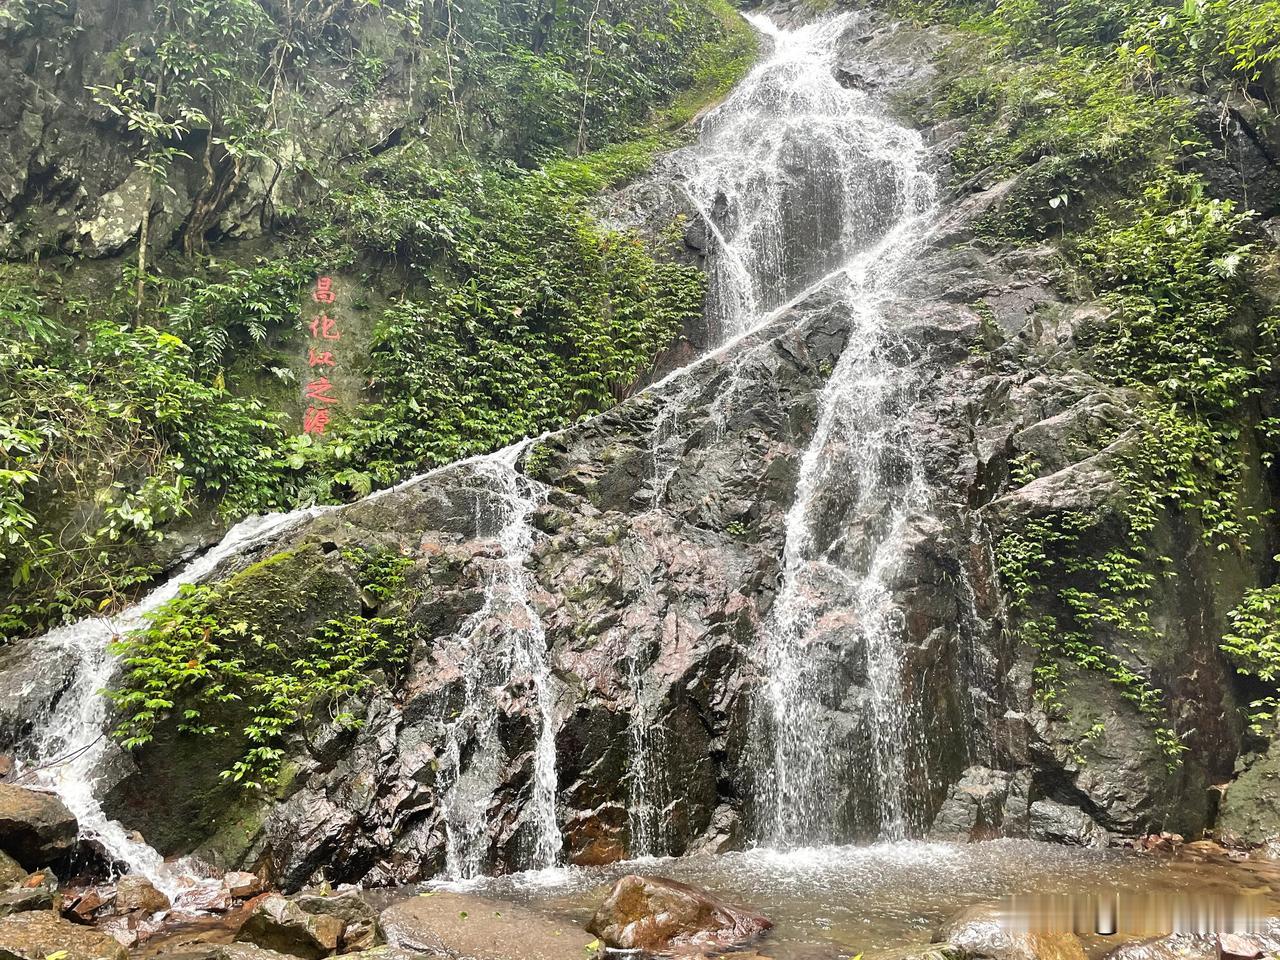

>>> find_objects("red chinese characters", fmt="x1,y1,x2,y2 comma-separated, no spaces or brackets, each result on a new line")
303,276,342,435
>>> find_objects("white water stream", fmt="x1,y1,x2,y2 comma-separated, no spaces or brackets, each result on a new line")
440,443,562,879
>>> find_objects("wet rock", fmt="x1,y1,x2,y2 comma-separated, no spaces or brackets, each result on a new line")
225,871,266,899
290,891,381,951
236,893,345,960
380,891,588,960
937,904,1087,960
0,785,77,870
587,874,772,954
114,874,171,914
1217,738,1280,846
64,886,114,922
929,766,1013,841
0,868,57,918
1029,800,1108,847
0,909,128,960
1100,921,1280,960
172,879,233,913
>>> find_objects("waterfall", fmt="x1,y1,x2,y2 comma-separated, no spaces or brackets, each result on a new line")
12,509,325,894
440,443,562,879
670,11,941,844
676,14,918,344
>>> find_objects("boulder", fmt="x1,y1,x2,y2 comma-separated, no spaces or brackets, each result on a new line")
113,874,171,914
291,891,381,951
0,909,128,960
0,853,24,889
0,870,56,918
1103,923,1280,960
0,785,77,870
1029,800,1108,847
937,904,1087,960
236,894,345,960
380,891,590,960
929,766,1014,841
586,874,772,954
225,871,266,899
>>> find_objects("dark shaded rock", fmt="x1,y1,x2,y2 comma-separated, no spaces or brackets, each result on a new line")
0,909,128,960
937,904,1087,960
587,874,772,954
380,891,586,960
1217,738,1280,846
1029,800,1107,847
0,786,77,870
236,894,344,960
929,766,1013,841
0,879,55,919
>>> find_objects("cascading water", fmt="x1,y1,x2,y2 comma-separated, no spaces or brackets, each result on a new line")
440,443,561,879
668,11,940,844
676,14,920,344
13,509,325,895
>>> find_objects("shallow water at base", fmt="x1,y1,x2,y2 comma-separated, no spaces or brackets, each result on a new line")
422,840,1280,959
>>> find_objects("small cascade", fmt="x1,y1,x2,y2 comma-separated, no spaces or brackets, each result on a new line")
441,443,561,879
14,509,324,895
625,626,672,859
674,13,917,343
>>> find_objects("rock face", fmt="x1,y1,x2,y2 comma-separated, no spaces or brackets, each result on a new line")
0,785,77,870
587,874,772,954
0,910,128,960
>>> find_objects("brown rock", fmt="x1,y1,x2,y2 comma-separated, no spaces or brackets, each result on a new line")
172,879,233,913
225,871,265,899
65,886,114,922
0,852,22,888
0,785,77,870
380,891,589,960
587,874,772,954
938,904,1088,960
236,894,344,960
0,909,128,959
114,874,171,914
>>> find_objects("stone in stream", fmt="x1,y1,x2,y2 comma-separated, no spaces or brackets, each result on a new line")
380,891,589,959
0,784,78,870
0,909,128,960
1102,923,1280,960
114,874,171,914
289,891,381,951
225,871,266,899
936,904,1087,960
236,894,345,960
587,874,772,954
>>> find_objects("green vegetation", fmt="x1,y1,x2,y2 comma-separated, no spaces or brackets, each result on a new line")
0,0,757,642
109,545,416,787
903,0,1279,757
